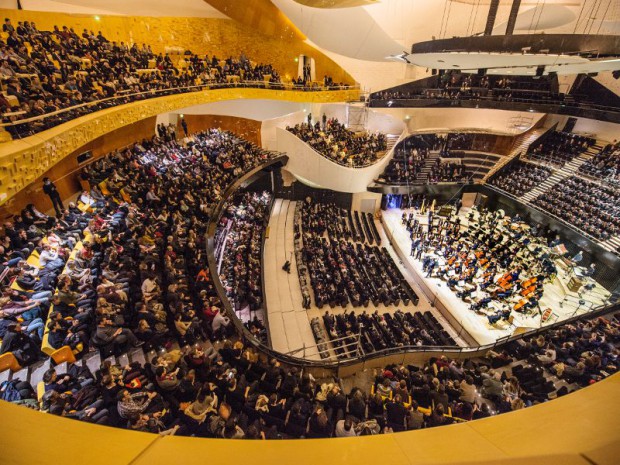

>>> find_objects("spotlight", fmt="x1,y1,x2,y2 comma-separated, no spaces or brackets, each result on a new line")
94,15,101,21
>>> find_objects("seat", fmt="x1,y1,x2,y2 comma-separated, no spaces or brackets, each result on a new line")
0,352,22,372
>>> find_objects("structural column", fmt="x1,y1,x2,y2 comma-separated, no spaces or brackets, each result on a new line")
505,0,522,35
484,0,501,36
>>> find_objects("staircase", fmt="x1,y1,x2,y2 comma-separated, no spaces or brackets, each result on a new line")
483,127,549,182
385,134,400,153
413,151,441,185
521,153,592,202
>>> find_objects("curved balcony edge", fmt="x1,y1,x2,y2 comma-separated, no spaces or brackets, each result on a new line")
0,87,359,206
0,369,617,464
274,127,406,193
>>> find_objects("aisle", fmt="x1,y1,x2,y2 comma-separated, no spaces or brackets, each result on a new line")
264,199,319,359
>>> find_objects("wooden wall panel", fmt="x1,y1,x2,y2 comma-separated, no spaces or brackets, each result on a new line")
177,115,262,146
0,117,156,219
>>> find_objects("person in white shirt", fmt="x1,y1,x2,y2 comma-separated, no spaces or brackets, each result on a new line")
335,418,357,437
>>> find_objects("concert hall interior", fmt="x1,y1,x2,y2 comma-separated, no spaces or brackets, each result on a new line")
0,1,618,464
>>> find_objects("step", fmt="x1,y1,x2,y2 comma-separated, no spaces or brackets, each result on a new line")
55,362,68,375
83,351,102,374
116,353,130,368
0,369,11,384
29,360,51,388
11,366,30,384
128,347,146,366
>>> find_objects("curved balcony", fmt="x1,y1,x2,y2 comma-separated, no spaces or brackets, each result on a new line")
0,84,359,206
369,95,620,124
0,370,616,464
274,127,403,193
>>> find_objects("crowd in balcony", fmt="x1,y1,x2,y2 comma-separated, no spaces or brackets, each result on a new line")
527,131,594,167
375,134,438,185
0,129,274,372
427,160,467,183
370,73,561,105
3,304,617,437
0,18,353,139
286,117,387,167
489,160,551,197
533,176,620,240
579,140,620,183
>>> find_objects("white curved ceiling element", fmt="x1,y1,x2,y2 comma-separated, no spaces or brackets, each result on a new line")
293,0,380,7
271,0,404,61
493,5,576,33
17,0,228,17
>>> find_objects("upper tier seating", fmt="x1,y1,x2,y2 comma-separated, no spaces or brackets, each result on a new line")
0,19,350,138
526,131,594,167
579,141,620,183
370,73,563,106
489,160,552,197
533,176,620,241
286,118,387,167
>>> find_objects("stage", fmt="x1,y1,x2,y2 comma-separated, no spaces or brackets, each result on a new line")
381,207,611,346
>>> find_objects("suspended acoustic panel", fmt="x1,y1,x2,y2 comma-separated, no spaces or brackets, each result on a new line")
292,0,380,7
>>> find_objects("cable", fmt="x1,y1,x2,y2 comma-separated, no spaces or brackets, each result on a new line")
573,0,587,33
470,0,482,36
534,0,546,32
439,0,449,39
584,0,600,35
444,0,453,39
588,0,604,35
466,0,476,37
527,0,542,34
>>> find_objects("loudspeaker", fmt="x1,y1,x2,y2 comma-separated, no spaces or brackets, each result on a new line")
477,68,487,77
431,68,438,75
536,66,545,77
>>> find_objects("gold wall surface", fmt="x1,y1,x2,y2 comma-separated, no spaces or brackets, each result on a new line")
176,114,263,146
0,373,617,465
0,116,158,219
0,88,358,209
0,8,354,84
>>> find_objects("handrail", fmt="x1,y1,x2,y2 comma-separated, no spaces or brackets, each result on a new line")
370,94,620,115
203,154,619,372
1,80,361,129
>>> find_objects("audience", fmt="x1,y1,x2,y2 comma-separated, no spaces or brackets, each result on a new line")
3,307,616,438
489,160,551,196
0,21,353,138
215,191,272,343
533,176,620,240
527,131,594,167
287,117,387,167
579,140,619,184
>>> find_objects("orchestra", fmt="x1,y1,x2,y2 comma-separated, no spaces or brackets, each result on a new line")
406,205,556,326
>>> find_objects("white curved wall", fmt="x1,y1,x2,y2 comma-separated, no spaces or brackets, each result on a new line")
275,127,404,193
374,107,545,135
